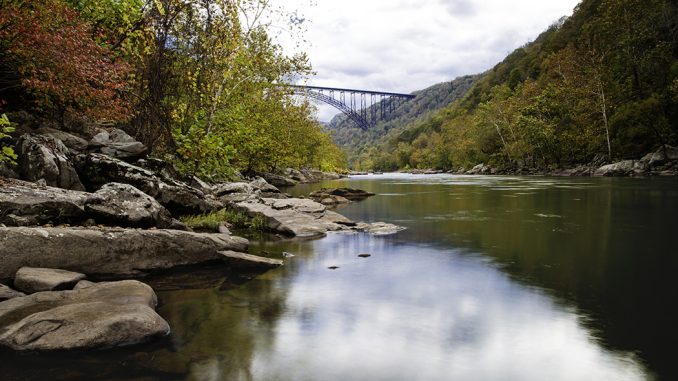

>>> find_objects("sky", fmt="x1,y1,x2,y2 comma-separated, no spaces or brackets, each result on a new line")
275,0,582,121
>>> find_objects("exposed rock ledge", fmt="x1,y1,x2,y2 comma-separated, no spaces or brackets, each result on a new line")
0,280,169,351
0,227,282,280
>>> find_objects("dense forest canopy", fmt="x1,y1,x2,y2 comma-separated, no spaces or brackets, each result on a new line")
347,0,678,171
0,0,347,178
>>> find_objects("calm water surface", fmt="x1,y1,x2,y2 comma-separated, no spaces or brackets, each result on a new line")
2,174,677,381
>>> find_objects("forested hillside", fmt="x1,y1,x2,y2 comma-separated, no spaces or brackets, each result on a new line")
326,76,477,169
0,0,346,179
361,0,678,171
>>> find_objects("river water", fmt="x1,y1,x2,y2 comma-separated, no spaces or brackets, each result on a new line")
2,174,677,381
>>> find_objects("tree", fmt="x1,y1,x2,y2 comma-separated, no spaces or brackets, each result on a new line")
0,0,132,122
0,114,17,163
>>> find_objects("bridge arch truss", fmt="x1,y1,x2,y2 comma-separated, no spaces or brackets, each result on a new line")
286,85,415,130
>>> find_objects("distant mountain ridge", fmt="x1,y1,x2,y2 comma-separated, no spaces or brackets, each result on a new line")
324,75,478,168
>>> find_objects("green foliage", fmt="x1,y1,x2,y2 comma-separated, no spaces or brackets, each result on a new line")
0,114,17,163
359,0,678,171
180,208,266,232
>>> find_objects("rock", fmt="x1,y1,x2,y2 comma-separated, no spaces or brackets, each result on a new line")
0,161,19,179
640,145,678,167
358,254,371,258
0,227,254,279
593,160,636,177
85,183,180,229
77,154,222,216
217,251,283,269
35,127,89,153
466,163,491,175
328,266,340,270
15,134,85,191
249,177,281,194
0,280,169,351
187,175,213,194
355,222,406,235
235,198,353,238
0,283,25,301
309,188,375,205
13,267,86,294
89,129,148,161
213,182,254,196
258,172,297,187
73,280,96,290
0,178,89,226
217,223,231,235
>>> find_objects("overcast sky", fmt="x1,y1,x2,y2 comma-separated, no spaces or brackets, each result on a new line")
275,0,581,121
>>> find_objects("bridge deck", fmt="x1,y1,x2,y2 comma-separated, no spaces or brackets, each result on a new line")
285,84,415,99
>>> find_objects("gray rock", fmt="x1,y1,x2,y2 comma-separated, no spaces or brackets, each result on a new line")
259,172,297,187
213,182,254,197
0,178,89,226
15,134,85,190
466,163,491,175
0,161,19,179
89,129,148,161
85,183,178,229
73,280,96,290
36,127,89,153
13,267,86,294
309,188,375,205
236,198,354,238
0,227,252,279
249,177,281,193
77,154,222,216
218,251,283,269
355,222,407,235
640,145,678,167
593,160,636,177
0,283,25,301
0,280,169,351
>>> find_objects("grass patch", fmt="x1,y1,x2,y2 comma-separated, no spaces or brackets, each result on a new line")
180,208,267,232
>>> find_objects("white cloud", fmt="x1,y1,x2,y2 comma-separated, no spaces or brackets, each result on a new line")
275,0,581,121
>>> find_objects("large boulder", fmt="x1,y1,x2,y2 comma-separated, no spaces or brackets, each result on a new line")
0,227,262,279
15,134,85,191
235,198,354,238
640,145,678,167
35,127,89,153
0,178,89,226
593,160,638,177
89,129,148,161
13,267,86,294
309,188,376,205
0,280,169,351
0,283,25,301
76,154,222,216
85,183,181,229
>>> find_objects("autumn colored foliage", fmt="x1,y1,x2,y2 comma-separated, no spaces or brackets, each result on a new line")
0,0,131,121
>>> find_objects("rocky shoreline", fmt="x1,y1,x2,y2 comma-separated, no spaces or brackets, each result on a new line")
0,124,402,353
373,146,678,178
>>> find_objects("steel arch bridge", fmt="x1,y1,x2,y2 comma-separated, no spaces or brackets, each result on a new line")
285,85,415,130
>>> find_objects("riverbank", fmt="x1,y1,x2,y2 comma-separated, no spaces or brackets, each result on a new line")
0,124,396,353
385,146,678,178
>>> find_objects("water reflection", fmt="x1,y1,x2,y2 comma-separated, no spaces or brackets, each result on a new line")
1,174,675,380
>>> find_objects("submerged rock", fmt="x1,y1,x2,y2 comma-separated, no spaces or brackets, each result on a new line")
0,280,169,351
355,222,406,235
0,227,251,279
13,267,86,294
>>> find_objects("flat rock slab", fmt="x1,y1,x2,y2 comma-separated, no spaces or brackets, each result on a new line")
355,222,406,236
236,198,353,238
0,280,169,351
13,267,86,294
0,179,89,226
0,227,252,279
0,284,25,301
218,251,283,269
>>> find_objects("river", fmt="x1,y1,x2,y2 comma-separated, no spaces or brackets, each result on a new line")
2,174,676,380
